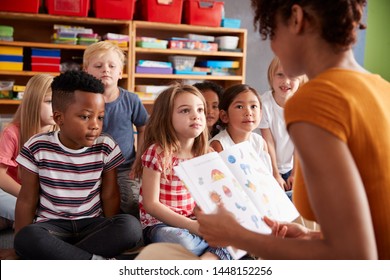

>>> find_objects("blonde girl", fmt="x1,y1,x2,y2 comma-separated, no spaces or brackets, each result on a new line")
259,56,306,198
134,83,232,260
0,74,56,229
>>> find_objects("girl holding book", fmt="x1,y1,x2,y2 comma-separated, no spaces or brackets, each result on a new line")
134,83,232,260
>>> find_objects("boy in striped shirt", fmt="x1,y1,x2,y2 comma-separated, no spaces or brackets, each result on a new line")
13,71,142,260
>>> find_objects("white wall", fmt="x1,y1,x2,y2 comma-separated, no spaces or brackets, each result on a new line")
223,0,273,93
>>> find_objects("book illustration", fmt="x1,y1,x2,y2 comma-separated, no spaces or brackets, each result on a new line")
251,215,259,228
240,163,251,175
174,141,299,259
245,180,256,192
235,202,247,211
209,191,222,204
211,169,225,181
227,155,236,163
222,185,232,197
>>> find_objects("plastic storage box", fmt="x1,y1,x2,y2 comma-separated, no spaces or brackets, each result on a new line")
0,0,40,13
215,36,239,50
46,0,90,17
169,55,196,71
138,0,183,24
221,18,241,29
93,0,136,20
183,0,224,27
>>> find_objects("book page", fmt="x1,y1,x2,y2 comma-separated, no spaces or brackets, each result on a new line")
174,152,269,259
219,141,299,222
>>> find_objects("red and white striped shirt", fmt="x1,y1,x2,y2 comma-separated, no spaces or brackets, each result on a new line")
139,144,195,228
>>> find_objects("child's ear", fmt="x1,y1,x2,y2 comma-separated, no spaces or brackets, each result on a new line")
53,111,64,126
219,110,229,124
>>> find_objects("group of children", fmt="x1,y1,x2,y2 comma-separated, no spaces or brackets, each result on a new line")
0,33,304,259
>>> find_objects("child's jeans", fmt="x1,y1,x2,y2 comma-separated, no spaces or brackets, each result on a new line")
143,223,232,260
281,170,293,201
14,214,142,260
0,188,16,221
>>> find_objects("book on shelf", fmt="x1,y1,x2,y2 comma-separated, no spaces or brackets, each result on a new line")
174,141,299,259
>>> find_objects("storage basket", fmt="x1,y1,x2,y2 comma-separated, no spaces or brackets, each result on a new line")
0,0,40,13
169,55,196,71
138,0,183,24
183,0,224,27
93,0,136,20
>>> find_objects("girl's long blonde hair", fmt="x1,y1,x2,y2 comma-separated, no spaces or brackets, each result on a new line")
134,83,209,178
11,74,56,151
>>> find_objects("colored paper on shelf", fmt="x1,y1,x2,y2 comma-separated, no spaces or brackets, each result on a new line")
0,62,23,71
138,60,172,68
0,46,23,56
103,33,129,41
31,48,61,57
0,55,23,62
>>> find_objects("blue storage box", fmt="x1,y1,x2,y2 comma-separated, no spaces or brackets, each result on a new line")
31,48,61,57
198,60,239,68
221,18,241,28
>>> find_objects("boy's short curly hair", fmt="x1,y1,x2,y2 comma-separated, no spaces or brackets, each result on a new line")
51,70,105,112
251,0,367,51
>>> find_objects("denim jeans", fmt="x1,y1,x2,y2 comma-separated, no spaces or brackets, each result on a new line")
143,223,232,260
14,214,142,260
281,170,293,201
0,188,16,221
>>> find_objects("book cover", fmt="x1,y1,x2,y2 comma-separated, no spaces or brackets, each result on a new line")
174,141,299,259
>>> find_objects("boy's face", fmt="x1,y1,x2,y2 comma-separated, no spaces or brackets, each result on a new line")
84,50,123,90
54,91,105,150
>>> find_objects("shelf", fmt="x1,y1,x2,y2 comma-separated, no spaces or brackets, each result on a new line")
0,70,128,78
0,99,21,105
132,21,246,34
131,20,247,90
1,12,247,115
0,40,128,51
0,12,130,25
135,47,244,57
134,73,243,80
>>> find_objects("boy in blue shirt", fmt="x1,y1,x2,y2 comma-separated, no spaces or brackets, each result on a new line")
84,42,149,218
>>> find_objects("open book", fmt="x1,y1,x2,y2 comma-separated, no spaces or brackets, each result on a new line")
174,141,299,259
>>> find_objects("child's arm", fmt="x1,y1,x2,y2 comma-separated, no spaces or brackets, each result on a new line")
14,167,40,234
100,168,120,217
260,128,286,189
0,164,21,197
142,166,199,235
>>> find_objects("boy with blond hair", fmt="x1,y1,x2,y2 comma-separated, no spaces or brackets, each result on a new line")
84,41,148,218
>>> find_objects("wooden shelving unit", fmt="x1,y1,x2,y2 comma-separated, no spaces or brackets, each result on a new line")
0,12,247,115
